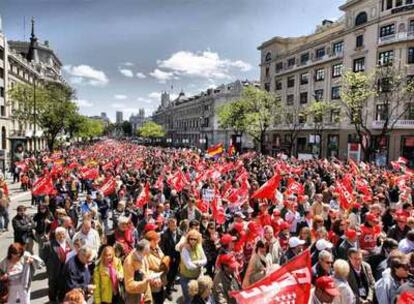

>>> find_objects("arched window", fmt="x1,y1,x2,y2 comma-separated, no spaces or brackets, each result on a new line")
265,52,272,62
355,12,368,26
1,127,6,150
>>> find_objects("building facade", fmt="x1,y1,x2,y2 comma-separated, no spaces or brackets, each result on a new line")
0,18,65,168
258,0,414,164
116,111,123,124
152,80,258,150
129,109,145,134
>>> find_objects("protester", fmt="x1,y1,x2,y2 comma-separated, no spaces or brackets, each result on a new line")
311,276,340,304
332,259,356,304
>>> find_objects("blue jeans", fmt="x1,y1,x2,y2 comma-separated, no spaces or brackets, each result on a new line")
180,276,192,304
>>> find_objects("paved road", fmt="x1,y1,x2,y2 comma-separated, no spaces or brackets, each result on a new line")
2,180,183,304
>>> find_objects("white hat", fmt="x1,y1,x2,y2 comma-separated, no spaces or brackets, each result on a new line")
316,239,333,251
288,237,306,248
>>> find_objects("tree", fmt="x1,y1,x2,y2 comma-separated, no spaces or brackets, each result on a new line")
306,100,340,157
75,117,104,139
121,121,133,137
218,86,281,153
8,82,79,151
341,66,414,161
283,104,307,156
137,121,165,139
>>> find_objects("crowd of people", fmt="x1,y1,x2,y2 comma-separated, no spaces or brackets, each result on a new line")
0,139,413,304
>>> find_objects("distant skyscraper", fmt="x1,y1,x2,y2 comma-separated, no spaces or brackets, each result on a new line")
116,111,123,124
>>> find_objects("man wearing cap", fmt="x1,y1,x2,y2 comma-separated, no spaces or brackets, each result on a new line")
279,236,305,265
312,239,333,266
359,212,381,253
212,253,241,304
336,229,358,260
311,276,340,304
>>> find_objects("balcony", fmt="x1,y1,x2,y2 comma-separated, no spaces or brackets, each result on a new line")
378,31,414,46
372,120,414,129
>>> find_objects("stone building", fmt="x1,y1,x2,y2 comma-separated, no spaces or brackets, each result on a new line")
152,80,258,150
129,109,145,134
0,18,65,168
258,0,414,164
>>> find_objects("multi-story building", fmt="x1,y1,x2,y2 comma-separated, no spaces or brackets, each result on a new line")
2,18,65,167
129,109,145,134
258,0,414,163
152,80,258,150
116,111,123,124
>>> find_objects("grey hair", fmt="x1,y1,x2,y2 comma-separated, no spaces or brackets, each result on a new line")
135,239,150,252
318,250,332,262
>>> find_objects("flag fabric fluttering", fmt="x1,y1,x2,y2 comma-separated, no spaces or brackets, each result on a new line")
135,183,150,208
251,174,282,199
207,143,224,158
230,250,312,304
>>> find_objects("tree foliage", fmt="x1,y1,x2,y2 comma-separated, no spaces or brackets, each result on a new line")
8,82,79,151
75,117,104,139
138,121,165,139
218,86,281,153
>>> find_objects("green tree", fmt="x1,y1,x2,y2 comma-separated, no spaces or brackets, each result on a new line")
218,86,281,153
138,121,165,139
8,82,79,151
75,117,104,139
121,121,133,137
341,66,414,161
306,100,340,157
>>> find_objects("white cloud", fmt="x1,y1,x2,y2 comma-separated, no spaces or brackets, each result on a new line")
114,94,128,100
122,62,134,67
148,92,161,100
119,68,134,78
149,69,176,83
157,51,252,80
111,103,126,109
63,65,109,86
137,97,153,104
136,72,146,79
73,99,94,108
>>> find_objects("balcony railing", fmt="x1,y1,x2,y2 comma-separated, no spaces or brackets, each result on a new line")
378,31,414,45
372,120,414,129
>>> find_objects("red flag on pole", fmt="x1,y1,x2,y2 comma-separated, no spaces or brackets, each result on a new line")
230,250,312,304
136,183,150,208
251,174,281,199
32,175,54,196
99,177,116,197
80,167,99,180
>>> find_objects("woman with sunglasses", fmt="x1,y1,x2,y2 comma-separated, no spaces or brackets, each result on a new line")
0,243,34,304
179,229,207,304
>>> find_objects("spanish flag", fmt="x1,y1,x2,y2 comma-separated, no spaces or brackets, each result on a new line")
207,143,224,158
228,144,236,156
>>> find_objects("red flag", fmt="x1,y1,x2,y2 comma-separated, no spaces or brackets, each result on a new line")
391,161,401,171
80,167,99,180
286,178,304,196
102,162,113,171
228,144,236,156
99,177,116,197
335,181,353,210
211,196,225,225
398,291,414,304
32,175,54,196
196,199,209,213
349,159,360,175
230,250,312,304
251,174,281,199
135,183,150,208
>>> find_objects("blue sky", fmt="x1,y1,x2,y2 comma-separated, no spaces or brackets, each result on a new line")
1,0,344,121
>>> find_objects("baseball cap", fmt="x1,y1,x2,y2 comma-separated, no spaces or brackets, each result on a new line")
217,253,239,270
345,229,358,239
288,237,306,248
316,239,333,251
220,233,237,245
315,276,340,297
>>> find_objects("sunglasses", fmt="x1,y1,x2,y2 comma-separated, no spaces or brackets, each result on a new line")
324,260,333,265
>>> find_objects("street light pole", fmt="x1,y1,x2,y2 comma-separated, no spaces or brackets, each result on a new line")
33,77,36,152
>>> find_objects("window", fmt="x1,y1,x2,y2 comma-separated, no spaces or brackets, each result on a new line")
330,110,340,123
297,137,307,152
275,79,282,90
333,41,344,55
287,76,295,88
379,50,394,65
300,73,309,85
287,94,294,105
406,103,414,120
0,47,3,59
355,12,368,26
1,127,5,150
378,78,391,93
409,47,414,64
300,92,308,104
380,24,395,37
276,62,283,72
376,104,388,120
315,48,325,59
0,87,4,98
314,89,324,101
264,83,270,92
265,67,270,78
301,53,310,64
0,68,3,79
288,58,296,67
286,113,293,124
331,86,341,100
353,57,365,72
356,35,364,48
386,0,392,9
315,68,325,81
0,106,4,117
298,113,307,124
407,0,414,4
410,20,414,33
396,0,403,6
265,52,272,62
332,63,343,78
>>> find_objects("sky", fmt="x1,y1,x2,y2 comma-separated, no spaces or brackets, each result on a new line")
0,0,344,122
